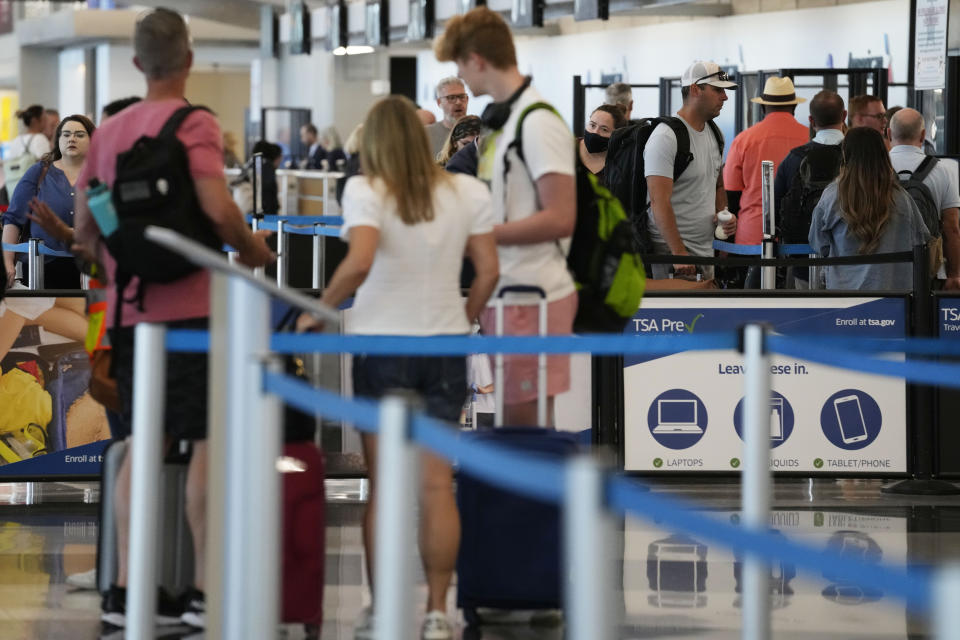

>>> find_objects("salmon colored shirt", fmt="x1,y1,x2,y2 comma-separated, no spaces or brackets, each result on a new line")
722,112,809,245
75,99,225,328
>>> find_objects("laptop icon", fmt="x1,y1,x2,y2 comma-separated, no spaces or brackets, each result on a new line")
653,399,703,434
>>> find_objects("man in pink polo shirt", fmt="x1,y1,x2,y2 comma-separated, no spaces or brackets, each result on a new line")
723,76,810,248
73,8,272,630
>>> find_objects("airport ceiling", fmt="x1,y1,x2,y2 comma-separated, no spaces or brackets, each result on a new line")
117,0,289,29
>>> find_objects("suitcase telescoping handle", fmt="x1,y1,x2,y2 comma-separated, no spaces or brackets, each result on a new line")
494,285,548,427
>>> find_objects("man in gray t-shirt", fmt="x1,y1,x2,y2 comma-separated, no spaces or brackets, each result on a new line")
425,76,470,157
888,107,960,290
645,60,738,279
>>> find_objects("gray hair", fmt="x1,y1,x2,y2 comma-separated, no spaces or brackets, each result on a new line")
889,107,924,144
435,76,464,99
135,8,191,80
604,82,633,107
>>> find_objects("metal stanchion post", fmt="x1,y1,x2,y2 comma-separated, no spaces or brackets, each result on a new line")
221,275,281,639
883,244,960,495
935,565,960,639
27,238,43,290
204,272,229,639
322,174,330,215
81,273,91,290
374,395,418,640
276,219,287,287
565,456,616,640
760,161,776,290
808,253,821,290
126,323,167,640
279,171,289,216
312,225,321,290
227,251,239,265
741,323,771,640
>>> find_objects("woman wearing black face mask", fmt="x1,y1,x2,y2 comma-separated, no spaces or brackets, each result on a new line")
577,104,627,180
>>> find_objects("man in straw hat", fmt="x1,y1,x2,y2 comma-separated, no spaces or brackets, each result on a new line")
723,76,809,247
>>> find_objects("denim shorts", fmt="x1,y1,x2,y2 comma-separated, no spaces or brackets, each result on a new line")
352,354,467,423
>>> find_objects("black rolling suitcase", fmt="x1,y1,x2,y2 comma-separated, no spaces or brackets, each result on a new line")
96,439,194,595
456,286,580,626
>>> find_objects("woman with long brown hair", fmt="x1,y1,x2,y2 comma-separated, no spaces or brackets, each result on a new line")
302,95,499,640
1,115,96,289
809,126,929,289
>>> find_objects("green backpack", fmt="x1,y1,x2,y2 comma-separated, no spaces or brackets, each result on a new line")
509,102,646,333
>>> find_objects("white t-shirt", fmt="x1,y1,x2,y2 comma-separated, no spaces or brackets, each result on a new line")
644,116,724,257
479,86,576,303
341,173,494,336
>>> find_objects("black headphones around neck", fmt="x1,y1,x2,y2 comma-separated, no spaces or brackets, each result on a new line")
480,76,533,131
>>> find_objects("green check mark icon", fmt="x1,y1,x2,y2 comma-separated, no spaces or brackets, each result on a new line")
684,313,704,333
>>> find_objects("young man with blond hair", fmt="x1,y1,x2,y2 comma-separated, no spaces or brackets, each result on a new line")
435,7,576,426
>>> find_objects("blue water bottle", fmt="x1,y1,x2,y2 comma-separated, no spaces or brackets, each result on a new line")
86,178,119,237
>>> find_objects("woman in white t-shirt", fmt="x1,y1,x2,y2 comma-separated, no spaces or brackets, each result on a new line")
2,105,52,196
304,95,498,640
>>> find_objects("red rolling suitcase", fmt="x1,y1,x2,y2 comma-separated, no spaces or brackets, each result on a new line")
280,439,326,633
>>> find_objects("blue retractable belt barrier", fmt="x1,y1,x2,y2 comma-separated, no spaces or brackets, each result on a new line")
261,368,933,612
779,243,815,255
711,240,814,256
165,330,740,355
769,335,960,389
245,220,342,236
246,214,343,226
2,242,74,259
713,240,761,255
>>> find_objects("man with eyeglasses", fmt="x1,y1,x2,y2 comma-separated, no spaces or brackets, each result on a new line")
426,76,470,156
848,94,887,135
645,60,737,279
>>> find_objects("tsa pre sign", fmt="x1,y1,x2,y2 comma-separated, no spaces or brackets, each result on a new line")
623,297,907,473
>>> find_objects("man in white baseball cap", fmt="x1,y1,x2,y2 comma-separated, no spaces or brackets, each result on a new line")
644,60,737,279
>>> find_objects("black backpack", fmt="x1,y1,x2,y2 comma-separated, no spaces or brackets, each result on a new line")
508,103,646,332
778,144,843,245
105,106,222,320
897,156,941,239
602,116,723,252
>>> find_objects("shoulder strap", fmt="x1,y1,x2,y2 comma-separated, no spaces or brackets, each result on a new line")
37,162,51,189
912,155,939,182
662,117,693,180
158,105,212,140
510,101,560,166
706,120,724,156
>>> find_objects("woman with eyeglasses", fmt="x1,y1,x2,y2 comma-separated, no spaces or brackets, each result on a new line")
2,115,97,289
809,126,929,290
577,104,627,181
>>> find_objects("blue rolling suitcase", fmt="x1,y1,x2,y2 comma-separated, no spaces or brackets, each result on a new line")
456,428,579,624
456,286,580,625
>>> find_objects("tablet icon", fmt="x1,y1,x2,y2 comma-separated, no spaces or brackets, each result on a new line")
820,390,881,450
733,392,794,449
647,390,708,450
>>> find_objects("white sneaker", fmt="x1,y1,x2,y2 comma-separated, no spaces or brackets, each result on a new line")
421,610,452,640
66,567,97,590
354,606,375,640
